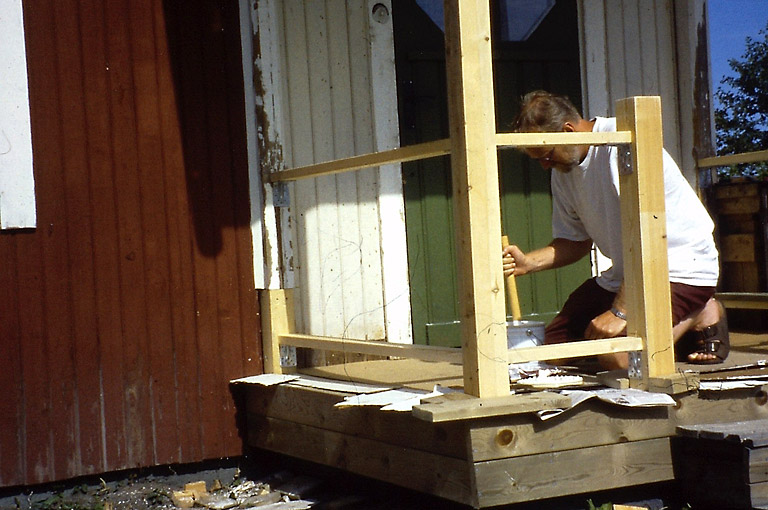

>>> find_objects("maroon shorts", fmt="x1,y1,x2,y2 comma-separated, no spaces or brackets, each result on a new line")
544,277,716,344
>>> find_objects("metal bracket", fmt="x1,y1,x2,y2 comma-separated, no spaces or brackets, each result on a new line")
279,345,297,368
618,145,633,176
628,351,642,379
272,182,290,207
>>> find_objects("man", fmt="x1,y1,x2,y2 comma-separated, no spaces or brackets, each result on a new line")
502,90,728,369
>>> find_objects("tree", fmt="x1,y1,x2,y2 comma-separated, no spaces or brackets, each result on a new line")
714,21,768,179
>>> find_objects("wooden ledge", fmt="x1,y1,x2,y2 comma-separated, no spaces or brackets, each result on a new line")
412,392,569,423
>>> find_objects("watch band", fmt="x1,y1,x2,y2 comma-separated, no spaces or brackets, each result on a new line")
610,307,627,320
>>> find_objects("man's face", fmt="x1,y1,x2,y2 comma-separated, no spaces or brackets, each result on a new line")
525,145,583,173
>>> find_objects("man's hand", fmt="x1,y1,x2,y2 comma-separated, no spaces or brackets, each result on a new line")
584,310,627,339
502,244,533,277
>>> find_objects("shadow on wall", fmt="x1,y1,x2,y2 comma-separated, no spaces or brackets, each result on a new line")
162,0,252,258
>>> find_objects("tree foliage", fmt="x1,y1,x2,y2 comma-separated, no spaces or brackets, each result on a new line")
714,21,768,178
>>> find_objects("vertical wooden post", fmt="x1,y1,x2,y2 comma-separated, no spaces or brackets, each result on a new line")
260,289,295,374
616,97,676,382
444,0,509,397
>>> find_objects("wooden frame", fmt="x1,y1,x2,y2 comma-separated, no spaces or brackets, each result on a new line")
260,0,677,397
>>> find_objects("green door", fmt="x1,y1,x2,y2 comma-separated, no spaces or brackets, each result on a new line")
394,0,591,347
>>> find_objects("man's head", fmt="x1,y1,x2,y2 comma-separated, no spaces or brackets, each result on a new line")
512,91,588,173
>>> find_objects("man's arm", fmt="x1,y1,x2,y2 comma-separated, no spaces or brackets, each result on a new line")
503,238,592,277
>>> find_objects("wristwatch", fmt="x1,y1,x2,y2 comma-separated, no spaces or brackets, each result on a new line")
610,307,627,321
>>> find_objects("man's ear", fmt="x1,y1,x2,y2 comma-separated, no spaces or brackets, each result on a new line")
562,122,576,132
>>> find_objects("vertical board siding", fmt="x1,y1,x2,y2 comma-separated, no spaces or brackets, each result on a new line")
279,1,389,343
580,0,683,166
0,0,261,487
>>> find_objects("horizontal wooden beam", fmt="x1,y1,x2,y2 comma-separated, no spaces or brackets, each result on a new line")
507,336,644,363
412,392,570,423
279,333,644,365
496,131,632,148
266,132,634,184
716,292,768,310
698,149,768,168
264,139,451,183
279,333,463,364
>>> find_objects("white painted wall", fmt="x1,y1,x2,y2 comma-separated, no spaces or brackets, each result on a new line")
251,0,412,343
0,0,36,229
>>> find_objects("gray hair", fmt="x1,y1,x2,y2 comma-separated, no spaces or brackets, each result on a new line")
512,91,582,133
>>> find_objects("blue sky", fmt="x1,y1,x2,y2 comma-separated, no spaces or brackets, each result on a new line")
708,0,768,103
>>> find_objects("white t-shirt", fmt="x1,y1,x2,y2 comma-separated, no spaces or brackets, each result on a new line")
551,117,719,293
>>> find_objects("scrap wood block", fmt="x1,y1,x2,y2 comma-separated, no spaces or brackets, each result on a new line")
412,392,569,422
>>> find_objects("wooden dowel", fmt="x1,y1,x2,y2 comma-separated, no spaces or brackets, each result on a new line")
501,235,522,321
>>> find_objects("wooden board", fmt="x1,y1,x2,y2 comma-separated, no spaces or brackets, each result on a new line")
473,438,674,507
242,382,468,460
468,400,671,462
412,392,569,423
248,415,474,506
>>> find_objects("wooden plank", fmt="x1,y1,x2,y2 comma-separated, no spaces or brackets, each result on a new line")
279,333,462,364
130,0,181,465
616,96,675,382
507,336,643,363
0,234,22,484
243,383,468,459
79,0,131,472
444,0,509,398
717,196,761,215
473,438,674,507
412,393,570,423
717,292,768,310
265,139,451,182
722,234,757,262
699,149,768,168
262,290,296,373
468,400,671,462
56,0,105,475
496,131,632,147
248,415,474,506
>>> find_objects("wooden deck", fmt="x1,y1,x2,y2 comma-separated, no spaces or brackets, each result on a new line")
236,333,768,508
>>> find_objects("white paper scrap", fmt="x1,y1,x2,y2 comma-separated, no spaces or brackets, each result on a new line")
536,388,676,421
287,375,392,394
230,374,299,386
334,388,430,408
700,380,768,391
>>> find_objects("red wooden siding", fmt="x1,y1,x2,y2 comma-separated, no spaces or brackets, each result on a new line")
0,0,262,486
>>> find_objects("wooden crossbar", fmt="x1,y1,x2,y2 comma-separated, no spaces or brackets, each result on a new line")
276,332,643,365
698,149,768,168
264,139,451,183
279,333,463,364
496,131,632,148
264,132,633,184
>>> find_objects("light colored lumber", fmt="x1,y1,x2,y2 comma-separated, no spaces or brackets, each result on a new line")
507,336,643,363
412,392,569,423
496,130,632,148
698,149,768,168
443,0,509,398
260,289,296,374
616,96,675,382
265,138,451,183
473,438,674,507
279,333,463,364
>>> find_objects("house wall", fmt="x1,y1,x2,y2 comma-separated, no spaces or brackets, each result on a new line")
578,0,714,184
253,0,412,350
0,0,261,487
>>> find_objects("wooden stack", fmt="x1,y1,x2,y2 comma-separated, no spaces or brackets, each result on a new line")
675,419,768,509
